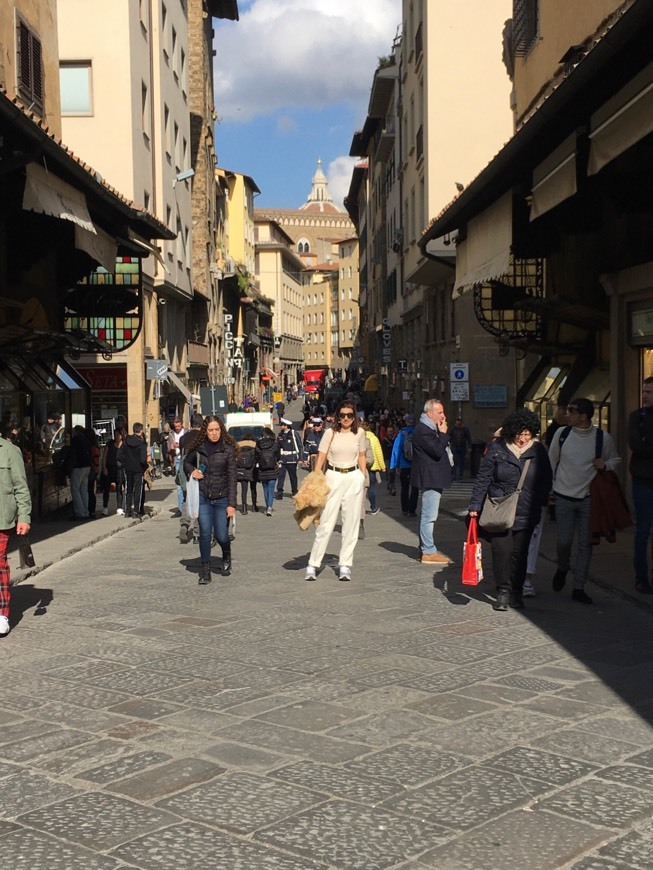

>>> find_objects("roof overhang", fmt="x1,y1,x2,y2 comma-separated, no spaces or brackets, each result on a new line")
0,90,174,242
210,0,239,21
419,0,653,250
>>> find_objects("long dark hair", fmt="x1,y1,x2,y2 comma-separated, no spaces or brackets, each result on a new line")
188,415,235,452
333,401,359,434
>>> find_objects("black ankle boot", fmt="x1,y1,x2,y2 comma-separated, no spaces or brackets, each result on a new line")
199,562,212,585
252,503,258,512
241,504,248,515
221,548,232,576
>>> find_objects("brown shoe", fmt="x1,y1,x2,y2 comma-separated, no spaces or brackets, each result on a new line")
420,553,452,564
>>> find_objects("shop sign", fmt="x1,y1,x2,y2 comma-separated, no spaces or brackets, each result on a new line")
224,313,244,370
381,318,392,365
76,366,127,391
450,382,470,401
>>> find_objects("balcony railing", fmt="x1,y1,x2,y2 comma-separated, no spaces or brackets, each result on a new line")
187,340,210,366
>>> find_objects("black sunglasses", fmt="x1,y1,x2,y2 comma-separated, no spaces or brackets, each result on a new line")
339,412,355,419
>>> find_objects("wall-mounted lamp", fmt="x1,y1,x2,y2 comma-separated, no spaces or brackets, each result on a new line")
158,297,167,306
172,168,195,188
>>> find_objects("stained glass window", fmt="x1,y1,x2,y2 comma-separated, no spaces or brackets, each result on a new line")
65,257,143,351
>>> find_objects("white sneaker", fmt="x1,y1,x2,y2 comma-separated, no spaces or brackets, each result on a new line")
338,566,352,581
304,566,317,581
116,508,124,516
0,615,10,636
101,507,109,516
523,579,536,597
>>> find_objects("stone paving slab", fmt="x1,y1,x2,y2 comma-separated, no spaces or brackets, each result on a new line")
111,821,314,869
252,801,451,869
0,827,125,869
419,808,607,869
16,791,179,851
107,757,226,801
156,771,325,834
534,778,653,829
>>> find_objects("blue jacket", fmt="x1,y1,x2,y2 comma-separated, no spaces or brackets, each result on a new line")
389,426,415,470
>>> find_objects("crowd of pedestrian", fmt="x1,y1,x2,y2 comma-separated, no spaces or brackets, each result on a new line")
5,374,651,631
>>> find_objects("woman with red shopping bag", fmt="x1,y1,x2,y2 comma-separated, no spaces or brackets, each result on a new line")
468,409,552,612
462,516,484,585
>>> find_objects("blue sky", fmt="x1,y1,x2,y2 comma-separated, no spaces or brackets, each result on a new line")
213,0,403,210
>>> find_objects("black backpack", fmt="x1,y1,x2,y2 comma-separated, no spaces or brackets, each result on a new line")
236,446,255,470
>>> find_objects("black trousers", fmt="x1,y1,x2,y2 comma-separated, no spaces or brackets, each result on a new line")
276,463,298,494
400,468,419,514
482,526,535,592
240,480,257,506
124,472,144,516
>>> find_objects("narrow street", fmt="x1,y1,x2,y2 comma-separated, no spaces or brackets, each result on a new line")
2,476,653,868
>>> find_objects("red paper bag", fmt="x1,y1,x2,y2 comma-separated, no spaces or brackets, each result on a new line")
462,517,483,585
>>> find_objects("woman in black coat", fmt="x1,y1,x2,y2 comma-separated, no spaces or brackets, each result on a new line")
255,427,280,516
184,416,237,585
468,409,552,612
236,434,258,514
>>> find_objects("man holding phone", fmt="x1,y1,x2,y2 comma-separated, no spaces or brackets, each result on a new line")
410,399,454,564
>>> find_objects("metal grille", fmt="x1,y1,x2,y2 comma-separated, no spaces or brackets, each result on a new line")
473,256,544,347
512,0,538,56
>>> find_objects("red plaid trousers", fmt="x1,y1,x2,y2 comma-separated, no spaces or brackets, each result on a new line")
0,531,10,618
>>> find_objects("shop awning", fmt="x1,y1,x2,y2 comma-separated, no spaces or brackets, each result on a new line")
588,61,653,176
530,133,577,221
23,162,95,232
453,192,512,295
74,224,117,271
166,370,200,405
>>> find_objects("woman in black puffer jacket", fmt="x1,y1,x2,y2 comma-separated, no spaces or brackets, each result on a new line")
184,416,237,585
255,428,280,516
468,409,552,612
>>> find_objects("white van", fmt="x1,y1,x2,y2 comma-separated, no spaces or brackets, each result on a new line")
225,411,273,442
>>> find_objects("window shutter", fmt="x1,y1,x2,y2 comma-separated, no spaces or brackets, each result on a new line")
16,17,43,113
31,35,43,107
17,19,31,94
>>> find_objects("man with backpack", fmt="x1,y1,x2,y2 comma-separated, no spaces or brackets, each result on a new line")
389,413,419,516
275,418,303,500
548,397,619,604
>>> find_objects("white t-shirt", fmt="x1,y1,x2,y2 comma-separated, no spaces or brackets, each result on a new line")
318,428,366,467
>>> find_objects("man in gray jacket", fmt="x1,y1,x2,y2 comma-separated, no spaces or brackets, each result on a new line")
410,399,454,564
0,438,31,635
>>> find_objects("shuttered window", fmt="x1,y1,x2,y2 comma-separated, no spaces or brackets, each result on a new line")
16,16,43,114
512,0,539,57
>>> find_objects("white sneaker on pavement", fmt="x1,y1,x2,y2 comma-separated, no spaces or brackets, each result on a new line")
338,566,352,581
304,566,317,581
523,579,536,597
0,615,10,636
116,508,124,516
101,507,109,516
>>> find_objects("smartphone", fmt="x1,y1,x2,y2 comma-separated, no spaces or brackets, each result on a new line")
198,463,207,473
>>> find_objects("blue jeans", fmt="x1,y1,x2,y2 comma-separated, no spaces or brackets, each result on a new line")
633,480,653,582
555,494,592,589
368,472,378,511
261,480,275,509
175,455,184,511
419,488,442,554
198,495,229,562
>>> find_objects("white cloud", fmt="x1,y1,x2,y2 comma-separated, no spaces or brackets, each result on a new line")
327,156,358,208
214,0,402,122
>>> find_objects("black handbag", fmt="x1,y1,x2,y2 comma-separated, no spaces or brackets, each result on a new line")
17,535,36,569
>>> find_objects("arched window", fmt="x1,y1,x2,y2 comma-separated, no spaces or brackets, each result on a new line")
297,238,310,254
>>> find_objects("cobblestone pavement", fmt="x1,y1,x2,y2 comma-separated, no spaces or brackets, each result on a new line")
2,470,653,868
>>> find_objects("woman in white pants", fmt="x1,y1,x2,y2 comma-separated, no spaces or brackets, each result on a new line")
305,401,367,581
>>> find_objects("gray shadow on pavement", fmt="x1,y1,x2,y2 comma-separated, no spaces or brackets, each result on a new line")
9,583,53,629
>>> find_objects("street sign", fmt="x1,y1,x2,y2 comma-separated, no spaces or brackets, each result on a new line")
145,359,168,380
199,385,228,415
449,362,469,382
450,382,470,401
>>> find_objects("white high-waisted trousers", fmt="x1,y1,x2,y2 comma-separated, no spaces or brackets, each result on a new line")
308,469,365,569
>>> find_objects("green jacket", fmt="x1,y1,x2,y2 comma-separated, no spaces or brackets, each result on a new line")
0,439,32,529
